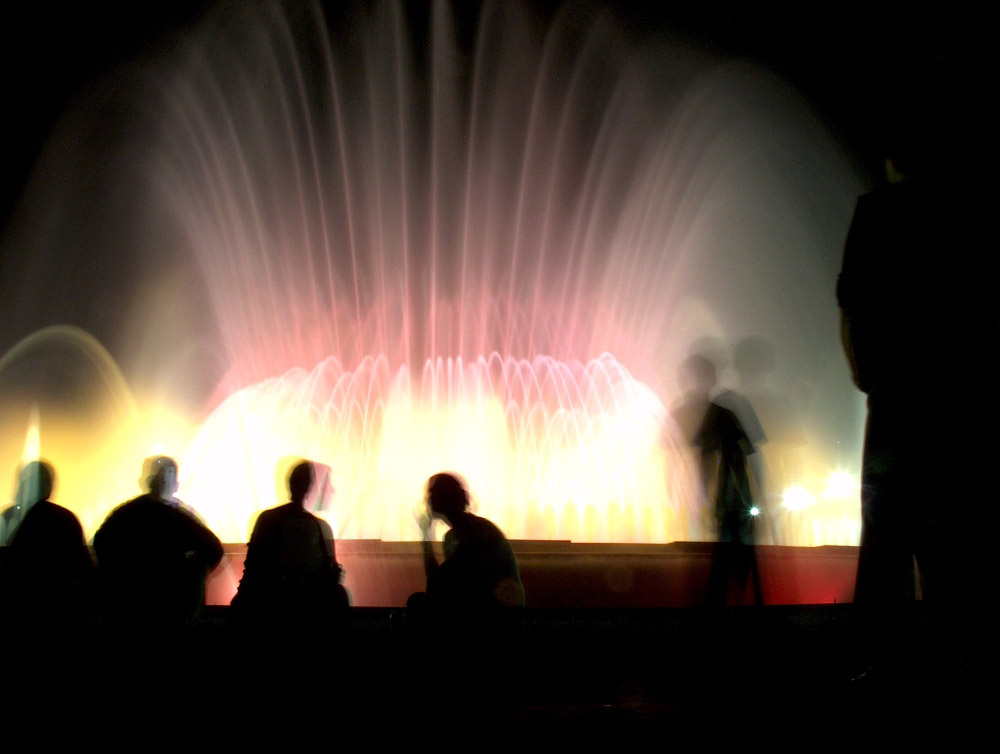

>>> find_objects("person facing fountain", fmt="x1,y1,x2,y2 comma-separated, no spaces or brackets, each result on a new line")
413,472,524,613
1,460,94,624
231,459,348,629
672,352,763,605
93,456,223,626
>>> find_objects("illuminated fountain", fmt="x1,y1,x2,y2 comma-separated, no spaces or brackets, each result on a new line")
0,1,864,547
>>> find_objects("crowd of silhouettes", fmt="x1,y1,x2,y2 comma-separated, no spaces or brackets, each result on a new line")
0,455,531,631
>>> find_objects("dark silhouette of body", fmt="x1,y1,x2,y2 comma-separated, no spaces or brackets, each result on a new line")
1,460,93,624
405,473,524,736
673,354,763,605
836,124,995,748
232,460,347,627
416,473,524,611
93,456,223,626
839,170,965,605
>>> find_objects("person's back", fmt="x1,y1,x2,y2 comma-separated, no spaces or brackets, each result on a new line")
232,461,346,627
94,458,222,625
1,462,93,623
418,473,524,612
263,504,330,582
236,505,342,609
696,402,755,538
842,174,986,395
431,512,524,609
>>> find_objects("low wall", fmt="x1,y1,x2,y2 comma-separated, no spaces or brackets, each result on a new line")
207,541,858,607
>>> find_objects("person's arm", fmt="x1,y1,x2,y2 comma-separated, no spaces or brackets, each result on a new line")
837,195,869,392
91,508,119,567
191,515,224,571
840,310,863,390
232,516,266,607
418,510,439,581
699,449,718,528
67,514,96,584
317,518,344,583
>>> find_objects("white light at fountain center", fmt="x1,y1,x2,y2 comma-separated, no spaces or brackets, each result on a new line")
181,353,700,544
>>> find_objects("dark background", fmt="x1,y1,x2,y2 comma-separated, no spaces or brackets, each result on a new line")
0,2,954,231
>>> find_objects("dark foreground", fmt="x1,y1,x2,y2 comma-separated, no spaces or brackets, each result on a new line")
5,604,983,753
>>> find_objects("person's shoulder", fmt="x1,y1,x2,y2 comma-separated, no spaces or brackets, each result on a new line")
252,504,282,528
709,401,739,422
38,500,83,526
707,402,748,436
860,178,938,218
314,514,333,537
169,499,210,525
469,514,508,542
93,497,145,548
248,503,297,537
702,401,732,426
122,493,155,508
261,502,300,521
23,502,86,546
99,495,145,525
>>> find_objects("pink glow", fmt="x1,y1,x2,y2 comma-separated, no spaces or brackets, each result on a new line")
0,2,865,547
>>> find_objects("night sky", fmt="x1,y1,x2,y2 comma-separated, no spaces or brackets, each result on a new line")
0,1,960,544
0,2,950,231
0,0,955,444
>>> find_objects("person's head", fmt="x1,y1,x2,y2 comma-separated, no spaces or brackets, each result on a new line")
678,353,717,397
16,460,55,506
426,473,470,524
143,456,178,499
288,461,315,506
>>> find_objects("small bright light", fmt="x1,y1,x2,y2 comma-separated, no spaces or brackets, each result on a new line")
782,485,816,512
823,470,856,500
749,506,759,516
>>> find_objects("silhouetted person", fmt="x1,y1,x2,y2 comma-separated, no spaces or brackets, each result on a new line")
673,354,763,605
93,456,223,627
839,156,977,608
404,473,524,737
835,105,1000,754
413,473,524,613
232,460,347,629
1,460,94,625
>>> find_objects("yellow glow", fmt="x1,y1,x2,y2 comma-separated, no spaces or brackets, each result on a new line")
823,470,857,500
22,406,40,464
781,485,816,512
0,406,197,540
179,357,700,543
1,330,862,547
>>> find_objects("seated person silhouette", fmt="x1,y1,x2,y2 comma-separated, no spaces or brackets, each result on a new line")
1,460,94,624
232,460,348,628
93,456,223,626
412,472,524,614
